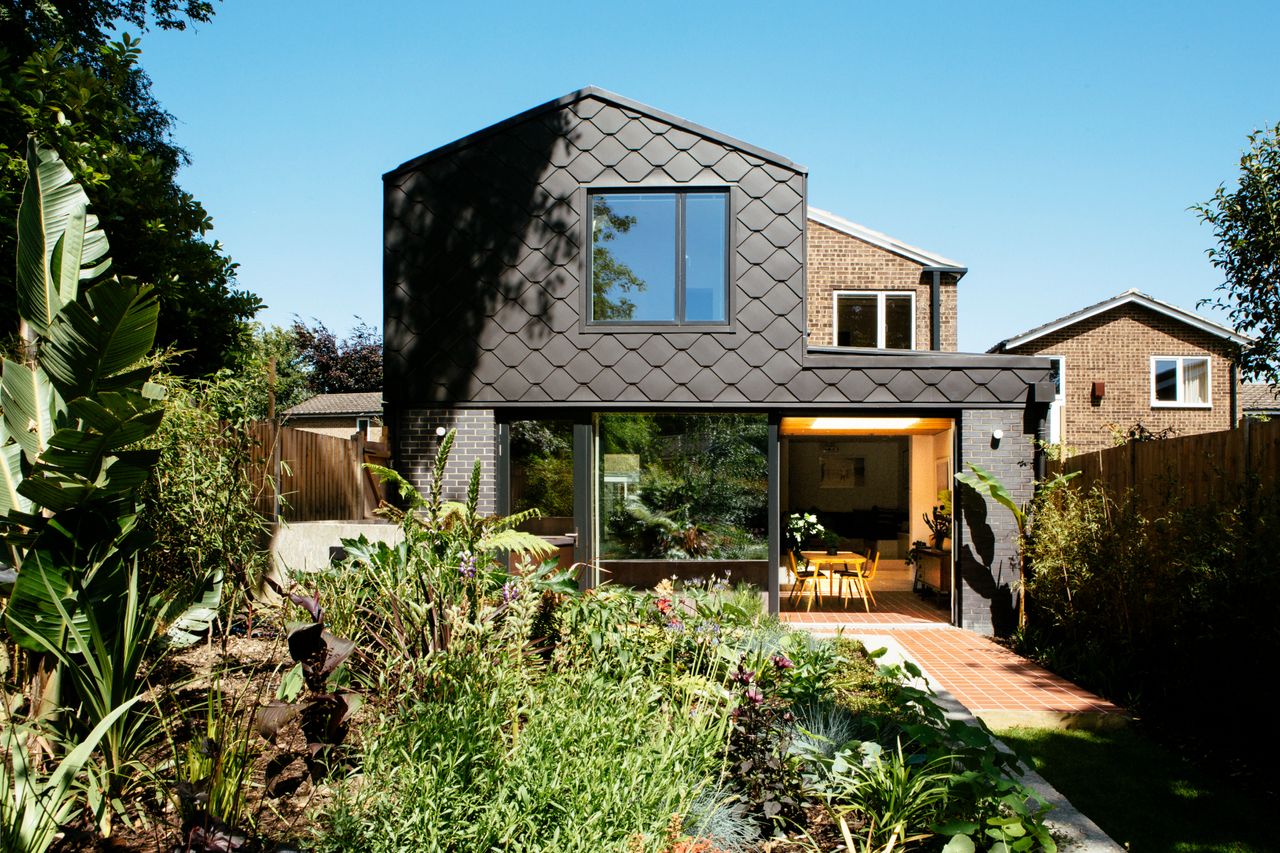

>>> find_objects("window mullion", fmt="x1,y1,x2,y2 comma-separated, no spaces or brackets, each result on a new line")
877,293,886,349
675,194,686,323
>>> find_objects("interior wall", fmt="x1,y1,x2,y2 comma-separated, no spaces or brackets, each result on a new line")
786,436,908,512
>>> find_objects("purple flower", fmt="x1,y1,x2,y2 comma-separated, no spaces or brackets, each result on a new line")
458,551,477,579
500,580,519,603
771,655,794,671
744,687,764,705
664,619,685,633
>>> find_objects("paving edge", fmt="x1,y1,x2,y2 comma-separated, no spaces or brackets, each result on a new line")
850,633,1126,853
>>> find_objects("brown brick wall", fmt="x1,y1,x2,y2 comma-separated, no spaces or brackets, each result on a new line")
1004,304,1239,452
805,220,958,351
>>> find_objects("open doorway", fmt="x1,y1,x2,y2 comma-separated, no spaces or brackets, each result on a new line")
779,417,954,620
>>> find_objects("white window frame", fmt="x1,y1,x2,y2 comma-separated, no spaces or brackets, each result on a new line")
1150,355,1212,408
1044,355,1066,445
832,290,916,350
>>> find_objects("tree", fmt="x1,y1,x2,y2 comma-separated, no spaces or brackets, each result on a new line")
0,1,261,376
1195,122,1280,385
293,319,382,395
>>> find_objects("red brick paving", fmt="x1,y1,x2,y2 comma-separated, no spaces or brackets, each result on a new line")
780,590,1123,718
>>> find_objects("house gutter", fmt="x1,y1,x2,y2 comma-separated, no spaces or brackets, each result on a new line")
1230,361,1239,426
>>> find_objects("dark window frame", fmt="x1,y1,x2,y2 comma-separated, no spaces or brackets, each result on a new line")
583,187,734,329
832,290,917,350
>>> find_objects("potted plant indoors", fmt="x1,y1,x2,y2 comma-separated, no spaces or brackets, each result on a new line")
785,512,825,556
923,490,952,550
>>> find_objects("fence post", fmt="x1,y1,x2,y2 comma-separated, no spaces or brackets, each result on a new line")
354,431,367,519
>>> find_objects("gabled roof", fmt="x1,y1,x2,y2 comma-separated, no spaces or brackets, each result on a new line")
807,207,967,273
283,392,383,418
1240,382,1280,412
385,86,806,179
989,289,1253,352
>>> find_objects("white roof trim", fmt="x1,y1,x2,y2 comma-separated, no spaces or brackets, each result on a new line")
994,289,1252,351
807,207,967,272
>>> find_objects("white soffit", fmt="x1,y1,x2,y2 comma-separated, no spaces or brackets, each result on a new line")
993,289,1252,351
807,207,967,273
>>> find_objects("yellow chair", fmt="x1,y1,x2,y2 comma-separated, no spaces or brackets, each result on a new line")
787,551,823,611
834,550,879,610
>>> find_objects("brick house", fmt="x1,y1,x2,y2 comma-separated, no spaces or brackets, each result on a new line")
384,87,1054,635
989,290,1250,453
282,392,384,440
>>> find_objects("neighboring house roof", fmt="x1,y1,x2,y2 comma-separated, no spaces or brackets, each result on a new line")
988,289,1253,352
807,207,967,274
283,392,383,418
384,86,805,179
1240,382,1280,413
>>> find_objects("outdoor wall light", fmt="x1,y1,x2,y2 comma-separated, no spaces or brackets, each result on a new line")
435,426,447,437
991,429,1004,443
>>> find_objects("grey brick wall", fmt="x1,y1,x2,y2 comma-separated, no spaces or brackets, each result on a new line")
396,408,496,514
955,408,1034,636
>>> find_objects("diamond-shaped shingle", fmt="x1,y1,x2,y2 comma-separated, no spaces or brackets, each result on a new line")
663,351,701,384
516,350,555,385
664,152,702,182
639,336,677,368
638,370,678,399
615,152,653,182
738,232,777,266
737,300,775,333
688,336,726,367
590,335,628,367
566,152,606,182
590,367,626,400
762,250,801,281
613,351,651,384
639,136,678,167
614,120,651,151
592,107,628,135
565,351,604,384
539,335,578,367
590,135,628,167
711,351,750,385
540,370,578,400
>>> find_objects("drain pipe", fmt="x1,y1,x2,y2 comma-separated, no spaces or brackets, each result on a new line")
930,270,941,351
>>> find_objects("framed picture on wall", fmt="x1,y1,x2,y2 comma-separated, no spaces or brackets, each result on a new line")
820,453,866,488
935,457,951,493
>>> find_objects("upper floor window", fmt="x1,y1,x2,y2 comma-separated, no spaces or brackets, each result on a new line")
1151,356,1210,407
588,190,728,324
834,291,915,349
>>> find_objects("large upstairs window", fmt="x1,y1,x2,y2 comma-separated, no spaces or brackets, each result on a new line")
588,190,729,325
834,291,915,349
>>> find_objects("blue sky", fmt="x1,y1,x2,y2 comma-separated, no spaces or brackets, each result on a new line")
138,0,1278,352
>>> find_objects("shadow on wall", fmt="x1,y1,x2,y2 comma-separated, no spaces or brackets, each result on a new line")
957,481,1017,637
384,107,576,404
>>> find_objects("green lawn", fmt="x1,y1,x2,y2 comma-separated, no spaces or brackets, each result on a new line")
995,725,1275,853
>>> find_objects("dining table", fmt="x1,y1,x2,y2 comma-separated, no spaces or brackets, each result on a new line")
798,550,870,611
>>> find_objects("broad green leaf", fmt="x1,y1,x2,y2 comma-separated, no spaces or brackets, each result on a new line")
4,547,88,652
41,281,159,401
941,835,976,853
0,442,32,518
1,360,57,462
15,140,111,336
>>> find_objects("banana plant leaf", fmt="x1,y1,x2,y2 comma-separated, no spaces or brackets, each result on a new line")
1,359,58,463
0,443,32,519
40,281,159,401
15,140,111,337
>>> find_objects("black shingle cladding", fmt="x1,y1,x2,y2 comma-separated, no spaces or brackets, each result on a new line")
385,89,1050,410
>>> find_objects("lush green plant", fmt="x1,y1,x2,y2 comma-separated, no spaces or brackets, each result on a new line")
1021,476,1280,777
9,562,164,836
1194,120,1280,385
785,511,825,554
169,681,259,852
722,657,806,830
1,138,167,659
137,370,270,613
0,698,139,853
954,463,1078,629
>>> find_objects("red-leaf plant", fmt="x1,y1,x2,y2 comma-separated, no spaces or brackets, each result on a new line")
255,581,362,777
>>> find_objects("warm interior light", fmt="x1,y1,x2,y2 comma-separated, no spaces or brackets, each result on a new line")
780,416,952,436
808,417,922,431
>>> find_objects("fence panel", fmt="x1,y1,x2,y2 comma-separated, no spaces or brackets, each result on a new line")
1051,418,1280,507
246,423,389,522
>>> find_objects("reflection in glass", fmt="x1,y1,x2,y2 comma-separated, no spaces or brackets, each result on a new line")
598,413,767,560
884,295,913,349
1154,359,1178,401
591,194,676,321
836,294,877,346
510,420,574,522
684,193,728,322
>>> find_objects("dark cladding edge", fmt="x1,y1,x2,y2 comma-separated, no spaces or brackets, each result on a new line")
383,86,808,180
803,347,1054,370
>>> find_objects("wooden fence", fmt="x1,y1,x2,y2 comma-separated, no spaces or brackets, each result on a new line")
1049,417,1280,507
247,422,391,522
